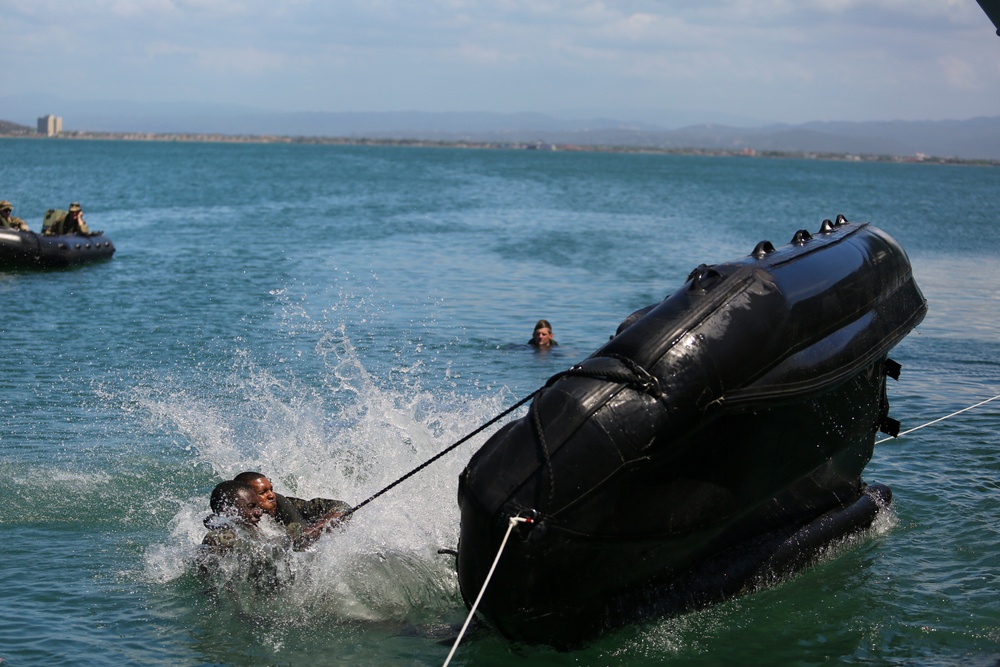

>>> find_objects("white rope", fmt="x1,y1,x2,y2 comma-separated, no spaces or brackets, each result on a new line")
876,392,1000,445
443,515,532,667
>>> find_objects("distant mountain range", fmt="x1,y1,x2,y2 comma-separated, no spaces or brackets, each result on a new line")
4,94,999,160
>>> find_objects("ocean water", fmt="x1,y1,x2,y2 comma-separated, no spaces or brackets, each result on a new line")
1,138,999,667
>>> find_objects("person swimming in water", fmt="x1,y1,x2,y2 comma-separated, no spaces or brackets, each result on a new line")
201,480,265,552
233,471,352,545
198,480,297,591
528,319,558,348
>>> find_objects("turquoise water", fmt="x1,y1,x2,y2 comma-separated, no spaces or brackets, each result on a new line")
1,138,999,666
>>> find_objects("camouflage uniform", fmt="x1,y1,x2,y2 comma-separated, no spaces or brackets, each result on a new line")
201,493,349,556
202,515,269,551
199,514,295,591
197,492,351,591
272,492,352,547
0,200,30,231
46,202,90,236
275,493,352,527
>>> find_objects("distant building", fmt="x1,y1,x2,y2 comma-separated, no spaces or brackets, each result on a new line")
37,115,63,136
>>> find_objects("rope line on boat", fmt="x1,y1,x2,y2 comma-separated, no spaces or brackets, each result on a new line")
527,354,663,508
345,370,996,517
546,353,663,398
530,398,557,506
876,391,1000,445
443,515,533,667
345,355,661,517
344,390,540,517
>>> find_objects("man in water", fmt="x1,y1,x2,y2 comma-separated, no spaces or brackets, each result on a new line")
201,481,264,555
201,480,265,552
528,319,558,348
199,479,298,590
0,200,30,231
233,471,351,544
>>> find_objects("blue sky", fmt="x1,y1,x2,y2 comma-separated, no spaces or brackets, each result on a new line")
4,0,999,125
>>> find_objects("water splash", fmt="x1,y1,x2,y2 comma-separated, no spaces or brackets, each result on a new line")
137,294,516,633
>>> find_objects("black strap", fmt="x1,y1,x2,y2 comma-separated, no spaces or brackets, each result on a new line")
346,354,662,517
545,353,662,398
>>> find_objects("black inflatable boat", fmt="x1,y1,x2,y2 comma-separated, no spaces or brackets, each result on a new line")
0,228,116,269
456,216,927,647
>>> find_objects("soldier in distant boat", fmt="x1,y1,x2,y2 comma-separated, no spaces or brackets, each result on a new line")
0,200,30,231
44,202,90,236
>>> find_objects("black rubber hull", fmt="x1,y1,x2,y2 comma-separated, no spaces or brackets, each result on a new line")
456,219,926,647
0,229,116,269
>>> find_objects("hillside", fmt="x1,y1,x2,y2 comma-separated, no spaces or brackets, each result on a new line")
0,119,35,136
3,103,999,161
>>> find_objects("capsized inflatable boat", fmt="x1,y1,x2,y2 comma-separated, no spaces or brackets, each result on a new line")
456,216,927,647
0,229,116,269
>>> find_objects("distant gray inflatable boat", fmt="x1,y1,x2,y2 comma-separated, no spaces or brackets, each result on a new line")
0,228,116,269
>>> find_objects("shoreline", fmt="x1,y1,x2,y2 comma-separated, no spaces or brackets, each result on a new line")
2,129,997,167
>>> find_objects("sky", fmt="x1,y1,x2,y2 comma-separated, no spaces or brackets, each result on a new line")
4,0,1000,126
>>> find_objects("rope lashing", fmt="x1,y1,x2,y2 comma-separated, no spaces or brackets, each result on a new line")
345,355,660,519
875,391,1000,445
545,353,663,398
530,397,557,506
531,354,662,508
442,515,534,667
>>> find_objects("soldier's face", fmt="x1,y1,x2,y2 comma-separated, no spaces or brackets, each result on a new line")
233,489,263,526
533,328,553,346
248,477,278,515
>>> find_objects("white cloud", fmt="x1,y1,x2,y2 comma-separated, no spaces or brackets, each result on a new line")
3,0,999,122
939,54,982,91
143,41,287,75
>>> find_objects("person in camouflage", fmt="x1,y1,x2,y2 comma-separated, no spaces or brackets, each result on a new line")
44,202,90,236
198,480,295,590
0,200,30,231
234,471,352,546
200,480,266,551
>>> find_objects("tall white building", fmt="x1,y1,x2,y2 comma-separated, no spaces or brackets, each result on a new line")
37,115,63,136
